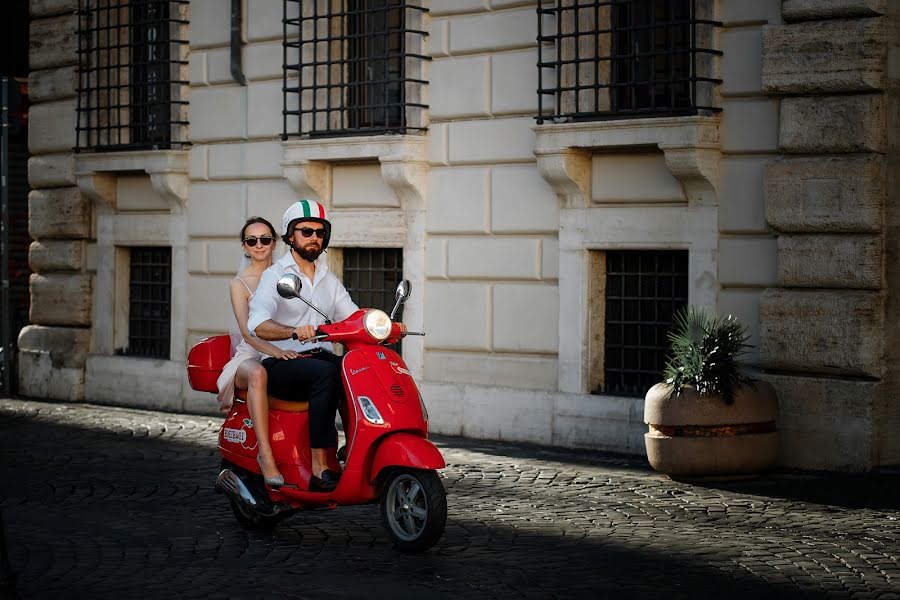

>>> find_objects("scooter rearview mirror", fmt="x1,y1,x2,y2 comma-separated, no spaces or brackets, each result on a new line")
390,280,412,320
276,274,302,299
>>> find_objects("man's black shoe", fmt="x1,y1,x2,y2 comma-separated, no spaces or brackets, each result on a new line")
309,469,341,492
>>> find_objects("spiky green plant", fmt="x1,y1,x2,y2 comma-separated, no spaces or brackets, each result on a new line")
663,306,752,404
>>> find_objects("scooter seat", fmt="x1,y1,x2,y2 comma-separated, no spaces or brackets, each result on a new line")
233,389,309,412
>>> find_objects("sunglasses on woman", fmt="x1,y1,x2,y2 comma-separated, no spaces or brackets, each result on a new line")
295,227,326,239
244,236,274,247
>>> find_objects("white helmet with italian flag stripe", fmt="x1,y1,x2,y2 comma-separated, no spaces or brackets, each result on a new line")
281,199,331,250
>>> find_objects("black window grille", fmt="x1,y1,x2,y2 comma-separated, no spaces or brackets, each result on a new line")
282,0,429,138
123,247,171,359
75,0,189,152
599,250,688,397
343,248,403,350
537,0,722,123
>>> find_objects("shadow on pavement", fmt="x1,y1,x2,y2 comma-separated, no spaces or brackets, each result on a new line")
690,469,900,511
433,434,900,511
0,404,881,599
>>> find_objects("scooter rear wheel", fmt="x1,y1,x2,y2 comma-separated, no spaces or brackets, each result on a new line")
221,459,285,530
380,469,447,553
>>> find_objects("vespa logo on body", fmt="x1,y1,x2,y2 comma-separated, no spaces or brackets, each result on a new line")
389,362,411,376
350,365,369,376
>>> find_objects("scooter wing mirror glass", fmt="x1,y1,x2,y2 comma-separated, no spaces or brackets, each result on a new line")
390,280,412,320
276,274,302,300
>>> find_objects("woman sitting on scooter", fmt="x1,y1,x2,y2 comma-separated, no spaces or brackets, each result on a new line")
215,216,298,487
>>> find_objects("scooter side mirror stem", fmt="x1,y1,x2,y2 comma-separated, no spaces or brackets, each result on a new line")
276,274,332,324
390,279,412,321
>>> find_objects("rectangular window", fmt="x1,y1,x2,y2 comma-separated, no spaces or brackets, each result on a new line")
76,0,189,151
536,0,721,122
123,247,171,359
342,248,403,350
129,0,172,147
599,250,688,397
347,0,403,131
611,0,692,114
282,0,429,138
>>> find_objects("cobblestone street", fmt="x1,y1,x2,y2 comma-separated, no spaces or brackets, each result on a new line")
0,398,898,599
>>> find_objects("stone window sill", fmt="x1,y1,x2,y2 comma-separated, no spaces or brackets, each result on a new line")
74,150,189,208
533,115,722,207
280,135,428,209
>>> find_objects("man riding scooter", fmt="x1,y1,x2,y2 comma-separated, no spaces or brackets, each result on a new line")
248,199,370,491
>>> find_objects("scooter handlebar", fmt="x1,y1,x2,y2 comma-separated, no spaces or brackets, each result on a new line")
291,330,327,343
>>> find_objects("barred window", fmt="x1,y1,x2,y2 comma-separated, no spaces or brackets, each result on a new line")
282,0,429,138
598,250,688,397
122,247,171,359
343,248,403,349
537,0,721,122
76,0,189,152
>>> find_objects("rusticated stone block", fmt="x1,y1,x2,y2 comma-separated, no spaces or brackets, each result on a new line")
29,240,85,272
29,273,92,326
765,155,884,233
762,18,887,94
29,14,77,70
780,94,885,153
760,289,884,377
17,323,88,399
27,153,74,188
777,234,883,289
760,372,879,471
17,350,84,401
28,65,77,102
783,0,887,22
29,187,90,239
17,324,90,369
28,98,76,154
30,0,77,18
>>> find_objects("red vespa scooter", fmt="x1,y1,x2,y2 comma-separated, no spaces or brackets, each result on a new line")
186,276,447,552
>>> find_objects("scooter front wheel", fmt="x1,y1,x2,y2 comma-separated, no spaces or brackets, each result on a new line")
380,469,447,553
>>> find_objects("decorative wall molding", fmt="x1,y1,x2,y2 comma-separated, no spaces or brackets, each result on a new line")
535,149,591,209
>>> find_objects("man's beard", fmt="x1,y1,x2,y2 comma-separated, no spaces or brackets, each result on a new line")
295,244,323,262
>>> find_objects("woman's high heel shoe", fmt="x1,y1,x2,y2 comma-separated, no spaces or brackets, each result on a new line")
257,455,285,487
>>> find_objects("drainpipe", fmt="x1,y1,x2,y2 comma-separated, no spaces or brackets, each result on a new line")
230,0,247,86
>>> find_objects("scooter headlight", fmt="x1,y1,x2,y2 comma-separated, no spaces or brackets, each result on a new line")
364,309,392,341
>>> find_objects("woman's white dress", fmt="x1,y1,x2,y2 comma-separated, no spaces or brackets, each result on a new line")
215,278,263,411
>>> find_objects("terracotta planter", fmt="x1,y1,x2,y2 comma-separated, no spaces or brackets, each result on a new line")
643,381,779,479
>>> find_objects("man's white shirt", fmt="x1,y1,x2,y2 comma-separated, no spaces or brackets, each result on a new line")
248,250,359,353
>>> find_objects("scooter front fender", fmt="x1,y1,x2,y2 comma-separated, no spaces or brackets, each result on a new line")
370,433,445,483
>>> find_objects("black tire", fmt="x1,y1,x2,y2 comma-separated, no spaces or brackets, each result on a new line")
228,497,283,530
380,469,447,553
220,459,285,530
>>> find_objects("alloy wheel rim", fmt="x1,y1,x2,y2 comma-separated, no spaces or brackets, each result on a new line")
386,474,428,541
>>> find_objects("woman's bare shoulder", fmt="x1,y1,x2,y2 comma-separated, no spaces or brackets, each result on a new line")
235,271,262,294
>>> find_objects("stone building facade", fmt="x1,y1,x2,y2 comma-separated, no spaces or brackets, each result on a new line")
17,0,900,471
